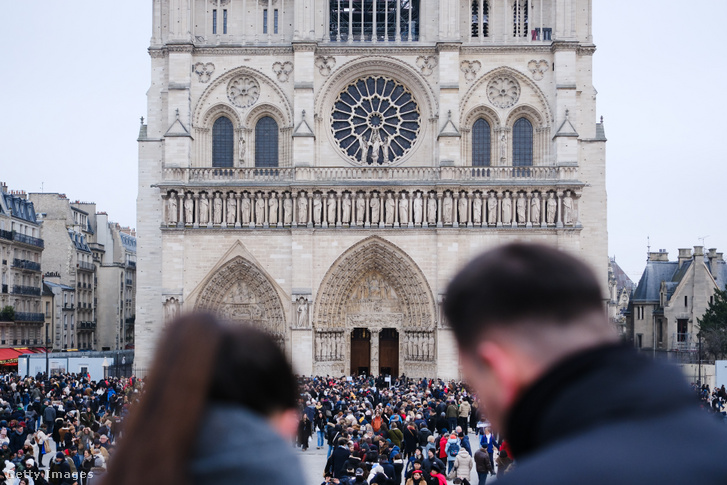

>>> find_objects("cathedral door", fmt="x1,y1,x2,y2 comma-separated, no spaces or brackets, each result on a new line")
351,328,371,376
379,328,399,377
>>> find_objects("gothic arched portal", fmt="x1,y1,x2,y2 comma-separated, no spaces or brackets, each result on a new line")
313,237,437,377
194,256,286,344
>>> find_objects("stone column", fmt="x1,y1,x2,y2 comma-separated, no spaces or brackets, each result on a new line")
307,193,313,228
437,193,443,228
407,193,414,228
322,194,329,228
263,193,269,228
496,193,503,228
336,193,342,228
556,191,564,228
452,192,459,228
541,195,548,228
291,192,298,228
364,192,371,228
370,328,381,376
526,192,532,228
235,192,242,228
193,192,200,228
394,193,400,228
467,193,473,228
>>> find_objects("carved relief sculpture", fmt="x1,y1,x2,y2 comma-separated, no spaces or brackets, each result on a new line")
269,193,279,225
442,193,453,225
413,192,423,224
199,193,210,225
226,194,237,225
460,60,482,82
416,56,438,76
385,193,395,225
516,193,526,224
213,193,223,224
163,297,180,324
399,193,409,225
427,193,437,225
193,62,215,83
314,56,336,76
501,192,512,224
472,195,483,224
369,193,379,225
313,193,323,225
241,194,251,225
487,75,521,109
283,193,293,225
296,297,309,328
563,191,574,225
546,192,557,224
272,61,293,83
341,193,352,224
297,192,308,225
528,59,549,81
184,193,194,224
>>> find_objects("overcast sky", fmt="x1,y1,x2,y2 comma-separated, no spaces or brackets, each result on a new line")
2,1,725,283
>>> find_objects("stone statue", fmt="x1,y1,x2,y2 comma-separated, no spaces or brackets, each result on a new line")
255,193,265,225
283,193,293,224
531,193,541,224
458,192,468,224
385,193,395,225
499,132,507,162
226,194,236,225
167,194,178,224
269,193,279,225
184,193,194,224
399,193,409,225
199,193,210,225
516,193,526,224
413,192,423,224
341,193,352,224
487,193,497,225
501,193,512,224
427,193,437,224
472,195,482,224
369,193,379,225
213,193,223,224
164,297,180,324
546,192,557,224
327,195,336,224
563,191,574,225
296,297,308,328
313,193,323,225
239,136,246,161
241,194,251,224
442,192,453,224
297,192,308,225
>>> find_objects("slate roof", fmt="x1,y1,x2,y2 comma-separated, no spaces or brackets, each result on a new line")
68,231,91,253
633,256,727,302
1,193,38,224
610,258,634,294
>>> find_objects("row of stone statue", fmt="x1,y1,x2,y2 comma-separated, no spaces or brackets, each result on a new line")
404,331,435,361
316,331,344,362
164,188,578,228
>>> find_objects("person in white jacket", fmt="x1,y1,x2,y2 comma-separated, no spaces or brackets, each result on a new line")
452,446,474,484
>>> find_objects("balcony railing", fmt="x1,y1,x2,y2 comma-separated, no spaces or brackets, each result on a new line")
12,232,44,249
162,165,579,184
13,259,41,272
125,279,133,286
14,312,45,323
12,285,41,296
77,261,95,272
78,321,97,330
0,230,12,241
127,261,136,268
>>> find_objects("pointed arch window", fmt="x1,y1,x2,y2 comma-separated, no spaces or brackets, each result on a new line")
212,116,234,168
255,116,279,168
471,0,489,38
512,117,533,166
472,118,491,166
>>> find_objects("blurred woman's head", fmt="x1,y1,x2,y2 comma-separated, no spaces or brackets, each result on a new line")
103,313,298,485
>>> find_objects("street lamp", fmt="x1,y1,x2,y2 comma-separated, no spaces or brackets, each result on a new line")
102,357,109,380
697,331,702,387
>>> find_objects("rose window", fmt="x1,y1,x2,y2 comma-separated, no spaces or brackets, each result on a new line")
487,75,521,109
227,76,260,108
332,76,421,165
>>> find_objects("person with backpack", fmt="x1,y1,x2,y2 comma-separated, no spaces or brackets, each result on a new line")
444,433,460,475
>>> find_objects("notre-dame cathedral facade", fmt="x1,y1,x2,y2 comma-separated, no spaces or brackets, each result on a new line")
136,0,607,378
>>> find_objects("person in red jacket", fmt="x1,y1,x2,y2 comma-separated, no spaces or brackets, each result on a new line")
437,433,448,460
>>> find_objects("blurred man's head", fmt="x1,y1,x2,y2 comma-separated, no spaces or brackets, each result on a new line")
445,243,616,432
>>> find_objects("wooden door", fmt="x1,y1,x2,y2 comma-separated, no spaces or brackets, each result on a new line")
351,328,371,376
379,328,399,377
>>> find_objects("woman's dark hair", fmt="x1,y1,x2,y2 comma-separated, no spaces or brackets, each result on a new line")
103,313,298,485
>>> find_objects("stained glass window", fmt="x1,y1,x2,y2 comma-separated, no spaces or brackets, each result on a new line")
472,118,491,166
255,116,279,167
512,117,533,166
212,116,234,167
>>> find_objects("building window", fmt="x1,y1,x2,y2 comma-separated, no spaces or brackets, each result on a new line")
223,9,228,34
329,0,420,42
658,319,663,344
677,319,688,342
212,116,234,168
263,9,268,34
471,0,489,38
636,334,643,348
255,117,279,167
512,117,533,166
213,9,218,34
472,118,491,166
274,9,279,34
513,0,528,37
684,295,688,307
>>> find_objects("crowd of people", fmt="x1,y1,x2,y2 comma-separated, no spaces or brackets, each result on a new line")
295,375,511,485
0,372,141,485
695,383,727,421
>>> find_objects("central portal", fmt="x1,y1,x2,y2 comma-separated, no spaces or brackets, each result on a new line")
379,328,399,377
351,328,371,376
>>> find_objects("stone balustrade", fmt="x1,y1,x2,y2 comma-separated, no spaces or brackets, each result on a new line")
161,164,579,184
162,185,582,229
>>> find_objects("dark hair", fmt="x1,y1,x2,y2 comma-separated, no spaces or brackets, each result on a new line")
444,243,603,350
103,313,298,485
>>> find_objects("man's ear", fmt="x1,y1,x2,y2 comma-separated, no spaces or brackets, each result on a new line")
269,408,300,440
477,341,522,409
